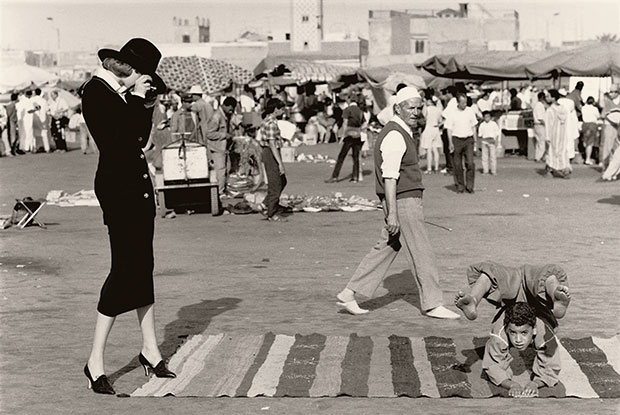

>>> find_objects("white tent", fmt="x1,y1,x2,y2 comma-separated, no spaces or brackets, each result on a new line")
0,63,59,93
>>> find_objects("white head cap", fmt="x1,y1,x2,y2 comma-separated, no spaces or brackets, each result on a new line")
395,86,421,104
188,85,204,95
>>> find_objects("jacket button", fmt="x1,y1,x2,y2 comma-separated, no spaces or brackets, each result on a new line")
138,137,143,142
143,193,149,199
143,174,148,179
140,154,145,159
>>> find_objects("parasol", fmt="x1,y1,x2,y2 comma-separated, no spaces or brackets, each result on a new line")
158,56,254,93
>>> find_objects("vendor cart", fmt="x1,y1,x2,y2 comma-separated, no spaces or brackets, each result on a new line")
498,109,535,158
155,132,220,216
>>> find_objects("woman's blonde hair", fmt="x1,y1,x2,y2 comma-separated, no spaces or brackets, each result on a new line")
102,57,133,77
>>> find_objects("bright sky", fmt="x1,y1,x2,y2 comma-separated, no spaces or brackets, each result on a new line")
0,0,618,52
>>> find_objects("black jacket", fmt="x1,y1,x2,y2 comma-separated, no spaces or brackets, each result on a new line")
82,76,155,224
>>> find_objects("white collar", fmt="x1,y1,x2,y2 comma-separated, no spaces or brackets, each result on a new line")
94,67,127,95
390,114,413,137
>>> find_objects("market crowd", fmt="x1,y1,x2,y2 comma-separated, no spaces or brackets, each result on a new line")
3,72,619,189
0,88,96,157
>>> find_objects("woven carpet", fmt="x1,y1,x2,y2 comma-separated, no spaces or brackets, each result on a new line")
132,333,620,398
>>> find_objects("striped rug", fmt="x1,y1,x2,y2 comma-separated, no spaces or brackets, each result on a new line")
131,333,620,398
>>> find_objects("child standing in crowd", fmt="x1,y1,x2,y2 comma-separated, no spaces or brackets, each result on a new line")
581,96,601,166
478,111,501,175
482,302,561,397
420,97,443,174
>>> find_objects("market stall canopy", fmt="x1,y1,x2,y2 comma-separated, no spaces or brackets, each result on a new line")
418,50,553,80
356,64,427,110
158,56,254,94
254,57,357,84
525,43,620,78
358,64,427,91
0,63,59,93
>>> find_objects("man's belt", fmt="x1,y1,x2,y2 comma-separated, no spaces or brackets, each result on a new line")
453,135,473,139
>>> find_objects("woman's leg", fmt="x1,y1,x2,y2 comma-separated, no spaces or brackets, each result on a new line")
87,312,116,377
137,304,163,363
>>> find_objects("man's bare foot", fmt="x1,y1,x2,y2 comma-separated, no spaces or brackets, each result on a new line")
454,291,478,320
552,285,571,318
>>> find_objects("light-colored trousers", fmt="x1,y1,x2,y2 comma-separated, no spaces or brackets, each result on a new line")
534,124,546,161
601,124,619,167
602,146,620,180
346,197,444,311
209,150,227,194
481,140,497,174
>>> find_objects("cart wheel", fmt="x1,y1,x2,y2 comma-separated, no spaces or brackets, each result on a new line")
210,186,220,216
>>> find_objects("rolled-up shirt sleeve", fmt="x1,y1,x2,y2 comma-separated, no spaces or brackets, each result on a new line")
380,130,406,179
532,320,561,387
482,333,513,386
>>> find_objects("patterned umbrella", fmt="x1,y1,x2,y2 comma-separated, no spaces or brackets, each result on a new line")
158,56,253,93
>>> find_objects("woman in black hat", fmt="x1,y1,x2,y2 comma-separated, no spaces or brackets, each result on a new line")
81,38,175,395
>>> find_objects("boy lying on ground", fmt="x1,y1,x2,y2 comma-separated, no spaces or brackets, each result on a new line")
482,302,561,397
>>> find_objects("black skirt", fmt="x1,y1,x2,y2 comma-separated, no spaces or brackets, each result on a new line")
97,216,155,317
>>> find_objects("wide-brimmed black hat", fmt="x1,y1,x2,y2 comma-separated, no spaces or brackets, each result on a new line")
98,38,167,94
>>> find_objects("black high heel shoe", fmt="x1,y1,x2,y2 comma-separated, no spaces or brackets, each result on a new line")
138,353,176,378
83,364,115,395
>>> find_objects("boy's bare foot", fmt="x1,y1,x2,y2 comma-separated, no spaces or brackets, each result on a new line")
552,285,571,318
454,291,478,320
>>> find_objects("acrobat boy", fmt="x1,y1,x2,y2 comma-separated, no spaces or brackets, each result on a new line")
454,262,571,396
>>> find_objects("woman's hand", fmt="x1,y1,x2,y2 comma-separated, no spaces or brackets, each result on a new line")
134,75,154,97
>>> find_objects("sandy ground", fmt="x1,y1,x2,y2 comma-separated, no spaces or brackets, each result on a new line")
0,143,619,415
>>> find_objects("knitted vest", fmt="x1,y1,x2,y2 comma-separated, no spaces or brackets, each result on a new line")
374,121,424,200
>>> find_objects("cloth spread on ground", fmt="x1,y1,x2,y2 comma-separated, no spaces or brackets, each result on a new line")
295,153,336,164
281,193,380,212
132,333,620,398
46,190,99,207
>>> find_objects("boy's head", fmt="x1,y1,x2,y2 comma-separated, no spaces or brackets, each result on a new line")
482,111,491,122
586,96,595,105
504,302,536,351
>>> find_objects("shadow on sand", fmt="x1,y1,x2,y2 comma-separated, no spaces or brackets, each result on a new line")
597,195,620,206
355,270,422,313
108,297,241,382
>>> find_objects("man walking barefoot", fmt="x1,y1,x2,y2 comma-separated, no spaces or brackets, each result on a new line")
336,87,460,320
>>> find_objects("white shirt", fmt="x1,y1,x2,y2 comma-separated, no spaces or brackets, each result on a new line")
380,115,412,179
478,120,501,140
240,94,255,112
533,101,546,124
31,95,48,123
445,106,477,137
581,104,600,123
441,97,458,123
477,97,492,113
48,97,69,118
16,96,35,121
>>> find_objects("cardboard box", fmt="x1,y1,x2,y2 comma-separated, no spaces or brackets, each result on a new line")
281,146,296,163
